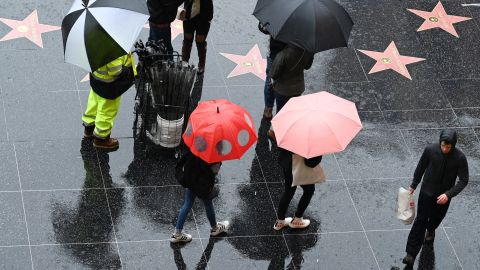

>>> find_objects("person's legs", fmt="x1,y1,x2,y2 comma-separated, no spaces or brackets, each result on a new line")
201,197,217,228
82,89,98,138
182,20,195,62
405,192,435,261
175,189,196,231
277,167,297,220
149,25,173,54
425,200,450,242
263,56,274,119
195,19,211,74
274,92,292,114
92,93,121,149
294,184,315,218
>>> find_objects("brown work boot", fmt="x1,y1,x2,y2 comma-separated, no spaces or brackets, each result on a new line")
83,125,94,138
424,230,435,244
93,136,119,150
402,254,414,269
263,107,273,120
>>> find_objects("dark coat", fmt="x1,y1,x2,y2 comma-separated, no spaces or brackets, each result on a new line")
410,130,469,198
184,0,214,21
269,45,314,97
278,148,322,174
147,0,183,24
176,150,220,199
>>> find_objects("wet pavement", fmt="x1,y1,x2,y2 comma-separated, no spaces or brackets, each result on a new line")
1,0,480,269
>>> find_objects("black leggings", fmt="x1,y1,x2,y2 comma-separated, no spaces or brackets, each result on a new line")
277,167,315,220
406,191,450,257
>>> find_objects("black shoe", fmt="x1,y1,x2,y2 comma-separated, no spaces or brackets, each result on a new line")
402,254,414,267
424,230,435,244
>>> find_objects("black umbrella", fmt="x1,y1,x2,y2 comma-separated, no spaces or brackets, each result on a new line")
253,0,353,53
61,0,149,72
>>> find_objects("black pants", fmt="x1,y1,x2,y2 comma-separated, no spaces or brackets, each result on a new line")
277,167,315,220
183,16,211,36
406,191,450,257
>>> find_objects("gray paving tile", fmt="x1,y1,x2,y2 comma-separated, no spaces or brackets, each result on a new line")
284,232,379,269
0,192,28,246
0,246,32,270
3,90,81,141
0,142,19,191
15,139,103,190
31,243,121,270
445,226,480,270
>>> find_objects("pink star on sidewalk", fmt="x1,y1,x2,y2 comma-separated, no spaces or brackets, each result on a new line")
0,10,60,48
220,44,267,81
358,41,426,80
407,1,471,38
143,19,184,41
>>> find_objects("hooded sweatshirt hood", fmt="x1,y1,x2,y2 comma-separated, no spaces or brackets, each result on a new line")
439,129,457,148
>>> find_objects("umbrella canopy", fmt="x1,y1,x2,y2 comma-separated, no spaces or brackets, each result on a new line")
253,0,353,53
183,99,258,163
62,0,149,72
271,91,362,158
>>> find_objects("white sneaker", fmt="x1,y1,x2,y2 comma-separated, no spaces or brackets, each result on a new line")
273,217,293,230
289,217,310,229
210,221,229,236
170,232,192,243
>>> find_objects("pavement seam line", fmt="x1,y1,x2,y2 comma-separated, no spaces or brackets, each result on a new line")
12,143,35,270
333,153,381,270
441,225,464,269
94,149,124,270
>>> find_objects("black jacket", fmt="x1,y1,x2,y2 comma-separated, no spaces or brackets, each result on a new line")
184,0,214,21
410,130,469,198
278,148,322,174
176,150,220,199
147,0,183,24
270,45,314,96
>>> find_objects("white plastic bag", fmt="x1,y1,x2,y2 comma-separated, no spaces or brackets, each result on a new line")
396,187,416,225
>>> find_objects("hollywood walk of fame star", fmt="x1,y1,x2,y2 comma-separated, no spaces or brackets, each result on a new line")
0,10,60,48
358,41,426,80
220,44,267,81
143,19,184,41
407,1,471,38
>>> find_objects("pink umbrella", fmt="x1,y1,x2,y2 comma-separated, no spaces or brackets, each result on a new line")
271,91,362,158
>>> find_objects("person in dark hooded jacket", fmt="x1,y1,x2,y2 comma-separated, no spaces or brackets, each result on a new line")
403,130,468,268
171,149,229,243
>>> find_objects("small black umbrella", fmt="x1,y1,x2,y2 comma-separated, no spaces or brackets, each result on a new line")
253,0,353,53
61,0,149,72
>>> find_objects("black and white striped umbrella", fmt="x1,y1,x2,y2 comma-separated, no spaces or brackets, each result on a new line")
62,0,149,72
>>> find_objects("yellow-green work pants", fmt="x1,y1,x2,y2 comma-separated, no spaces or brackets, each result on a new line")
82,89,121,139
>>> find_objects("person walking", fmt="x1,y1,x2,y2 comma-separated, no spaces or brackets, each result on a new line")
179,0,214,74
274,148,322,230
147,0,184,54
403,130,469,269
82,53,136,150
257,22,287,120
172,149,229,243
267,44,313,140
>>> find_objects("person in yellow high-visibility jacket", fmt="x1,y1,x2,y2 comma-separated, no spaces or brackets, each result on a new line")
82,53,137,150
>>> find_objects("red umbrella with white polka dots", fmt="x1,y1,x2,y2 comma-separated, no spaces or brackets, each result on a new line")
183,99,258,163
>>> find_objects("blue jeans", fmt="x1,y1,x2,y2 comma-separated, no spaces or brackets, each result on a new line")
274,92,300,114
149,25,173,54
175,188,217,230
264,56,275,108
